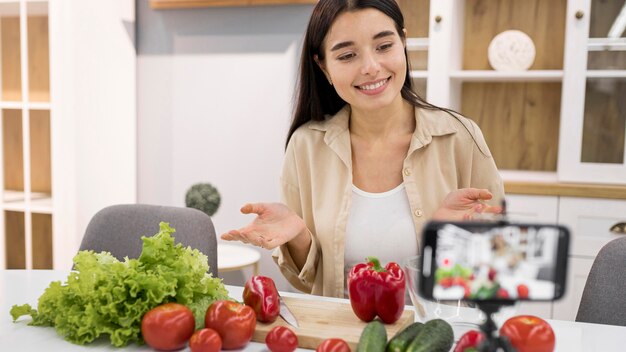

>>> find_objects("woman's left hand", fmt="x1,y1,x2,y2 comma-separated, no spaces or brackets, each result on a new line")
432,188,502,221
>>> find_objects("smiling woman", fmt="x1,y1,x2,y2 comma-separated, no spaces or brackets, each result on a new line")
221,0,504,299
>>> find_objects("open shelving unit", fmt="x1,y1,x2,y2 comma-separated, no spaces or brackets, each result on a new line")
0,0,52,269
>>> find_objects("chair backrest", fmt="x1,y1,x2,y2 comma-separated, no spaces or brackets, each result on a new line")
78,204,218,277
576,236,626,326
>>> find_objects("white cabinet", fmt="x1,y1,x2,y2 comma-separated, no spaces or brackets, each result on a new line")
552,257,594,321
403,0,626,184
0,0,136,270
559,197,626,258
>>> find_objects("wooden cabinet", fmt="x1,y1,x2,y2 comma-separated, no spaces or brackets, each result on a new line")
1,1,53,270
0,0,136,270
399,0,626,321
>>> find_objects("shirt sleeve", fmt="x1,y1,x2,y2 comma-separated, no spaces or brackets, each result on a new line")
466,119,505,205
271,136,321,293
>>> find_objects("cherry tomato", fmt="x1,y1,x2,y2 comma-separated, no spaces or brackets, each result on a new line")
189,328,222,352
204,300,256,350
500,315,555,352
517,284,530,299
265,326,298,352
316,338,351,352
454,330,485,352
141,302,195,351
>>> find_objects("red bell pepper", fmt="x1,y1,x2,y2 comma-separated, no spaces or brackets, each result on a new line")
242,275,280,323
347,256,406,324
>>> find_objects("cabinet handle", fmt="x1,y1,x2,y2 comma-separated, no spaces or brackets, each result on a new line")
575,10,584,19
610,222,626,234
434,15,442,23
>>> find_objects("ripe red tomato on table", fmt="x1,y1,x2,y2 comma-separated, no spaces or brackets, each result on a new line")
316,338,351,352
141,302,195,351
517,284,530,299
265,326,298,352
500,315,555,352
189,328,222,352
204,300,256,350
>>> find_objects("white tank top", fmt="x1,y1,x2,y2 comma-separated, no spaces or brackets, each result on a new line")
344,183,418,295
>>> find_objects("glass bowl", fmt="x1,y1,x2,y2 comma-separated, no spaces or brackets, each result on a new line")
403,255,486,339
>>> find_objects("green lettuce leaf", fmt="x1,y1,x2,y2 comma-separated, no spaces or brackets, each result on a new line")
10,222,229,347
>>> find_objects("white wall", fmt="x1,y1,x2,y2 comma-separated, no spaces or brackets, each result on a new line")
137,1,314,291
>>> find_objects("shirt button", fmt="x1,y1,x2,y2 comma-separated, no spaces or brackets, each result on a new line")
414,209,423,217
403,168,411,176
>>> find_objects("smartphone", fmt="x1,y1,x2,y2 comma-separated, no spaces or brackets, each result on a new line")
419,221,569,303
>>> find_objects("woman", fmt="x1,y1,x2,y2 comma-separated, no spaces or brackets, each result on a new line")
222,0,504,298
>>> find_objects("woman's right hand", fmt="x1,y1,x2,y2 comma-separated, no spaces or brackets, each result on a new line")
220,202,308,250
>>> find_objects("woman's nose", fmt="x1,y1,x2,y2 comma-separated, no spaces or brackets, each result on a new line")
360,52,381,76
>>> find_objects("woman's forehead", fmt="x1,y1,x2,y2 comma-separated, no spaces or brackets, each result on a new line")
323,8,398,48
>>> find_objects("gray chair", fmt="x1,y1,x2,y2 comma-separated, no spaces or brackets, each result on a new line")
576,237,626,326
78,204,218,276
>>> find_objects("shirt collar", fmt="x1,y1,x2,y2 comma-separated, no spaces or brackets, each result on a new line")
308,104,458,150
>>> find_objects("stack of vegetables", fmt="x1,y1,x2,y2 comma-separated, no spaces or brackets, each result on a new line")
10,222,229,347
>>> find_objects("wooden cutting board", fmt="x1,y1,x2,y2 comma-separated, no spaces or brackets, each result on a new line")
252,296,415,350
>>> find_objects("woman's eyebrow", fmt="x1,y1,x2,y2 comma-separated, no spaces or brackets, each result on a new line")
330,30,396,52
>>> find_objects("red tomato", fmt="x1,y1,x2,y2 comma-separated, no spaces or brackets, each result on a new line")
316,338,351,352
189,328,222,352
265,326,298,352
454,330,485,352
517,284,530,299
204,300,256,350
500,315,555,352
496,288,510,299
141,302,195,351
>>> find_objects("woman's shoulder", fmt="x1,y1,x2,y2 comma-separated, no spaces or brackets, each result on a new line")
419,107,491,157
290,105,351,144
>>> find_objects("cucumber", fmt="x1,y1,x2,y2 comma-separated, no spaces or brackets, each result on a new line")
405,319,454,352
357,320,388,352
386,322,424,352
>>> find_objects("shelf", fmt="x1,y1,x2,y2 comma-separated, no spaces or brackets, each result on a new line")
0,101,50,109
409,70,428,79
150,0,317,9
2,191,52,213
450,70,563,82
505,181,626,200
406,38,429,51
588,38,626,51
586,70,626,79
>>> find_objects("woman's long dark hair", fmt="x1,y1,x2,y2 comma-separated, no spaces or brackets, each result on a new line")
286,0,442,148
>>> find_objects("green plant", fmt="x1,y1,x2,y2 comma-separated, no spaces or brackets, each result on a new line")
185,183,221,217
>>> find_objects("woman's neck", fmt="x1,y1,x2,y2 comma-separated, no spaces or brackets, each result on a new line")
349,99,415,140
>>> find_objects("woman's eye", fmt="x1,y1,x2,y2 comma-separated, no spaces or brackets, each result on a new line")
337,52,356,61
378,43,394,51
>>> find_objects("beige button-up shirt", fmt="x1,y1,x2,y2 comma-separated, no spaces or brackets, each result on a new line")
272,105,504,298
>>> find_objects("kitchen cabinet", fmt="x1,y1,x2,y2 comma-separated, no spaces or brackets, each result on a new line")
399,0,626,321
0,0,136,270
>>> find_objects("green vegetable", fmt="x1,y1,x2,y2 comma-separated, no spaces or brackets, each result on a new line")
10,222,229,347
386,322,424,352
405,319,454,352
357,320,388,352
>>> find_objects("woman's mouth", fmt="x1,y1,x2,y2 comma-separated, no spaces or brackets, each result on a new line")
356,77,390,95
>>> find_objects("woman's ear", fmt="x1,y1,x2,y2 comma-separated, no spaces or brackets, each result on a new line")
314,54,333,86
402,28,407,48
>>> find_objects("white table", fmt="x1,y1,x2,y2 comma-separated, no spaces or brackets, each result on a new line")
2,270,626,351
217,243,261,276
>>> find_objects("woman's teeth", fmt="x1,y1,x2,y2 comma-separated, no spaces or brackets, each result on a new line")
358,79,387,90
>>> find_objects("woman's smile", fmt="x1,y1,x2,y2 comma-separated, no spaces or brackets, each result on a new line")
355,77,391,95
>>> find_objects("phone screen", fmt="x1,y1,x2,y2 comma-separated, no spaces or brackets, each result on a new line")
420,221,569,302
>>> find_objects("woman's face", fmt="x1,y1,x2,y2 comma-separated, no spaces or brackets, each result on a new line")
317,8,407,113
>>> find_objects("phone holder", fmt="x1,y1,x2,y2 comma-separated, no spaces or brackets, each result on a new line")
475,302,516,352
